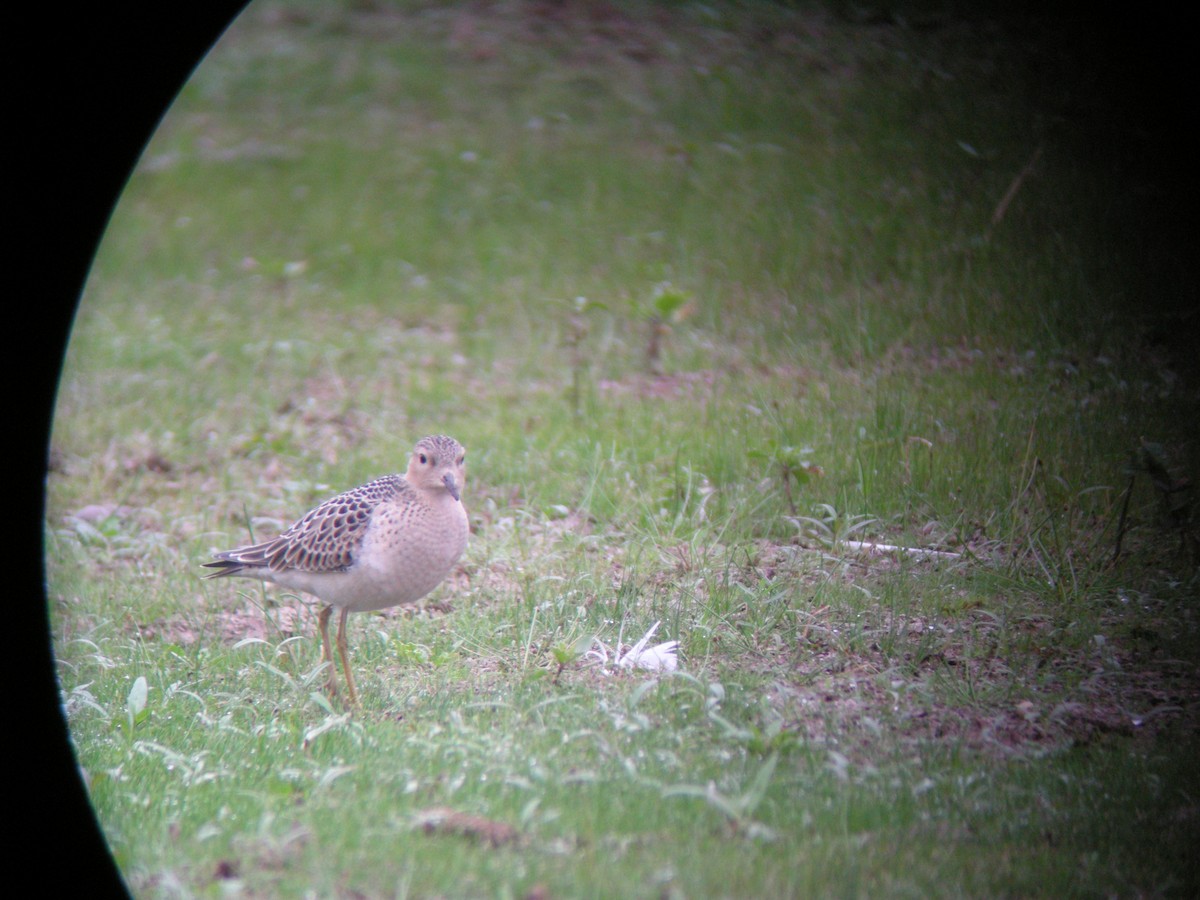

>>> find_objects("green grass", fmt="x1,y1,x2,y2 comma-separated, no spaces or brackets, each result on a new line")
48,1,1198,897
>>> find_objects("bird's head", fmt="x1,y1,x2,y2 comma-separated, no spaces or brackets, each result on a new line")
408,434,467,501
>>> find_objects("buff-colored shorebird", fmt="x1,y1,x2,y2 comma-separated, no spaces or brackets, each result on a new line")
204,435,469,705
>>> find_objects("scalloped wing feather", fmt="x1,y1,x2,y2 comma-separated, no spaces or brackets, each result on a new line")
205,474,409,576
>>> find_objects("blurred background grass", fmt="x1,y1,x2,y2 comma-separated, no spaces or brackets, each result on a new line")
43,1,1198,896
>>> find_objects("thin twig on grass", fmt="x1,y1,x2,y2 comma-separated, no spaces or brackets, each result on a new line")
991,144,1043,228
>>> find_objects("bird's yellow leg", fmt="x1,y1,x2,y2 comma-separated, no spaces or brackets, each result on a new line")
317,605,340,698
336,607,359,706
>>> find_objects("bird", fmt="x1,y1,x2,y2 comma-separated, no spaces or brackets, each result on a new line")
203,434,469,705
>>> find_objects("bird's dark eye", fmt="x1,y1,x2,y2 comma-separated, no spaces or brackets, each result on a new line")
457,455,465,466
418,453,428,464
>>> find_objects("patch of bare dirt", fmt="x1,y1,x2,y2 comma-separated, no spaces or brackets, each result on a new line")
413,807,521,847
749,617,1200,760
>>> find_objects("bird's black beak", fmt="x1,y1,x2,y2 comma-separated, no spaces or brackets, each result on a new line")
443,473,461,501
